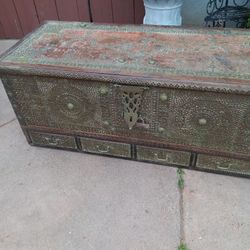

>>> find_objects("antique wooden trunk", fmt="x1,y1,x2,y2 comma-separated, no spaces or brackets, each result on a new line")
0,21,249,177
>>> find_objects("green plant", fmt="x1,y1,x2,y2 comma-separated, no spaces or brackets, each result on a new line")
178,243,189,250
247,13,250,28
247,18,250,28
177,168,185,190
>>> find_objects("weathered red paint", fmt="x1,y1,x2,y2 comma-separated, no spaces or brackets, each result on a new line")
0,0,23,38
134,0,145,24
90,0,113,23
112,0,134,24
34,0,59,22
76,0,91,22
55,0,80,21
13,0,40,35
0,21,5,39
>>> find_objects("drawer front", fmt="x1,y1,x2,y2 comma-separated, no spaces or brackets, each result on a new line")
29,132,77,149
80,137,131,158
197,155,250,176
137,145,191,166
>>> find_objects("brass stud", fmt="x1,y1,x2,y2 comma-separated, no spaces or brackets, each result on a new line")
103,121,110,126
198,118,207,125
99,86,108,95
160,93,168,101
118,58,125,63
67,103,74,110
148,59,156,65
158,127,165,133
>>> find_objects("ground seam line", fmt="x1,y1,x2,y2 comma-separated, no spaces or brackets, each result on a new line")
0,118,17,128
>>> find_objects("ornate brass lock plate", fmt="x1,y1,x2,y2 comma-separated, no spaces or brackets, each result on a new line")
120,85,146,130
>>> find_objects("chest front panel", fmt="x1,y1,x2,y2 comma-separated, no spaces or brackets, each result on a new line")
5,75,250,157
155,88,250,155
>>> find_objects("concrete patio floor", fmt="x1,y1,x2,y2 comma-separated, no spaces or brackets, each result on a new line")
0,40,249,250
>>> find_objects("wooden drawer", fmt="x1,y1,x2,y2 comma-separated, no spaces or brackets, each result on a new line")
137,145,191,166
80,137,131,158
29,132,77,149
197,155,250,176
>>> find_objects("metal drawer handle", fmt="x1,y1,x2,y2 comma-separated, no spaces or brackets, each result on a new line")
216,162,232,170
44,136,61,146
154,153,170,162
96,145,110,153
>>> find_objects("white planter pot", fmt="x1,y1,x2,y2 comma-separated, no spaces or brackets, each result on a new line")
143,0,183,26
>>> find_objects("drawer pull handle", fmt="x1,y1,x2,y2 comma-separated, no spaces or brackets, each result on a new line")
154,153,170,162
44,136,61,146
216,162,232,170
96,145,110,153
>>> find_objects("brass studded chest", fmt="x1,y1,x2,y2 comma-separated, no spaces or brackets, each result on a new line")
0,21,250,177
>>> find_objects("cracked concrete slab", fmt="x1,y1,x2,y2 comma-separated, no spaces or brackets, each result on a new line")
0,39,181,250
0,81,16,126
0,121,180,250
183,170,250,250
0,40,18,54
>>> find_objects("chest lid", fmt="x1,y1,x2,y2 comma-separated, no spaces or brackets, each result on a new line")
0,21,249,90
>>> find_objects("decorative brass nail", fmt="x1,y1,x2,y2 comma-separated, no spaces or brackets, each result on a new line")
99,86,108,95
160,93,168,101
148,59,155,65
67,103,74,110
118,58,125,63
158,127,165,133
198,118,207,125
103,121,109,126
